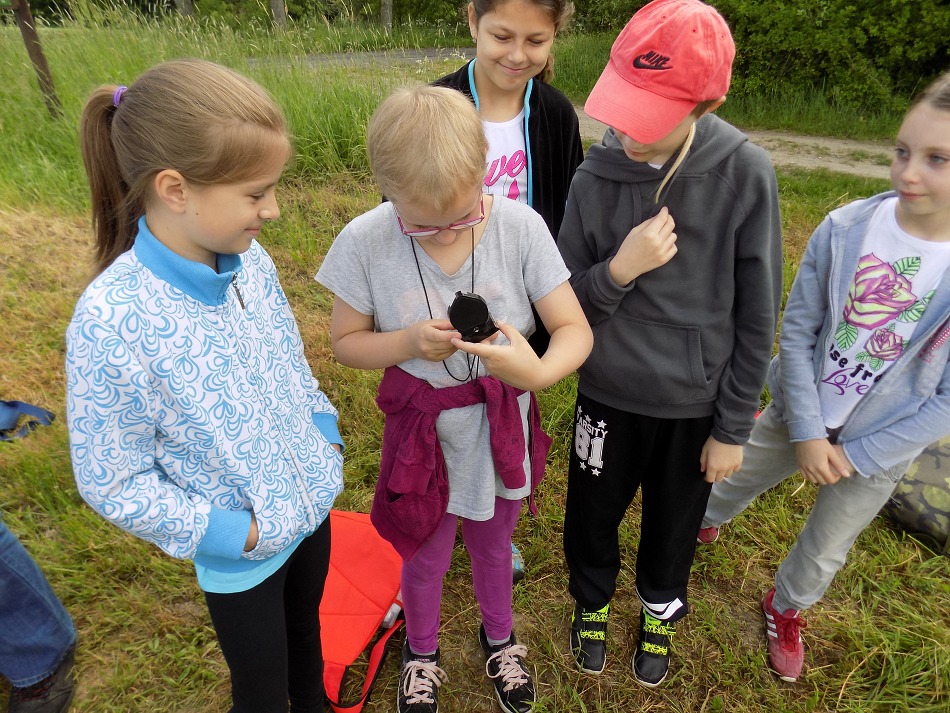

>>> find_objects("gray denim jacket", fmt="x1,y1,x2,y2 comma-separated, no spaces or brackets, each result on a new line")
769,191,950,477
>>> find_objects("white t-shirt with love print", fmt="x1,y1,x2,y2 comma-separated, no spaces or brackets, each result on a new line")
818,197,950,427
483,111,528,204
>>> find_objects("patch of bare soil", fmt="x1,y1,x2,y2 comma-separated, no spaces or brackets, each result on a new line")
0,209,90,405
576,110,892,180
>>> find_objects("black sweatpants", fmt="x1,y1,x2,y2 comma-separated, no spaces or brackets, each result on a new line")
205,517,331,713
563,392,713,622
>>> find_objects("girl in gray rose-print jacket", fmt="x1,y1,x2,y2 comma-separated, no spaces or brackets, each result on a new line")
702,70,950,684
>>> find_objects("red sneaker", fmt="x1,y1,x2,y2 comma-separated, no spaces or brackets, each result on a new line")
761,588,807,682
696,525,719,544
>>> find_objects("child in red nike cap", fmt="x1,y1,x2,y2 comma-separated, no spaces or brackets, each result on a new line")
557,0,783,687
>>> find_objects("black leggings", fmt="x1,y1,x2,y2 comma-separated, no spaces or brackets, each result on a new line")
205,518,331,713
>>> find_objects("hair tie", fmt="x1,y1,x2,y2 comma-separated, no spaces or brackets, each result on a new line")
112,86,128,108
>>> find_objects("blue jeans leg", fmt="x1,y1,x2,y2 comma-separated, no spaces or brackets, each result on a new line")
0,520,76,687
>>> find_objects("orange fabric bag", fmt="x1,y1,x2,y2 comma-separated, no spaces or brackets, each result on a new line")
320,510,404,712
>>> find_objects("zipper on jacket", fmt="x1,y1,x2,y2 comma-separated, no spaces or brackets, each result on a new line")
232,275,246,310
916,319,950,365
930,321,950,352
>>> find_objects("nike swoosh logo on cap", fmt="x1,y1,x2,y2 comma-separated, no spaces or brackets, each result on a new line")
633,52,672,70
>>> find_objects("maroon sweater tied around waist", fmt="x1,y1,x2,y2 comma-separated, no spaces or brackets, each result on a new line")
370,366,551,560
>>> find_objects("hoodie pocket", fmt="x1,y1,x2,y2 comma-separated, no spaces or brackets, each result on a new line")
583,316,712,405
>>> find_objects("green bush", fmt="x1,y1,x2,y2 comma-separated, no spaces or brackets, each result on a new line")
564,0,949,114
570,0,638,31
392,0,461,25
562,0,950,117
712,0,950,113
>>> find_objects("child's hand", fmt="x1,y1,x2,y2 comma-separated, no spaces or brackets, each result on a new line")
451,321,542,391
244,512,259,552
405,319,461,362
831,444,855,478
700,436,743,482
608,207,677,286
795,438,852,485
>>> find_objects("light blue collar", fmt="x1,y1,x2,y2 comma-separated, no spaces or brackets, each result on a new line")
132,216,242,306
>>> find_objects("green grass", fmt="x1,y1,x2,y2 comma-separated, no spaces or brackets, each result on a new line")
714,88,901,142
1,7,900,213
1,8,946,713
0,5,467,210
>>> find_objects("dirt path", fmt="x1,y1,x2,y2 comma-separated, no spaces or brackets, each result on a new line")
575,112,892,181
306,49,892,181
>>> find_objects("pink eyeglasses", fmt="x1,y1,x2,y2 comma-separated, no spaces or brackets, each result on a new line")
395,197,485,238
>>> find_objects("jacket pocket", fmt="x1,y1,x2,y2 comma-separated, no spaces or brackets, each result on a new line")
582,316,712,405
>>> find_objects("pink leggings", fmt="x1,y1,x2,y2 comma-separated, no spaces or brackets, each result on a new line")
402,497,521,654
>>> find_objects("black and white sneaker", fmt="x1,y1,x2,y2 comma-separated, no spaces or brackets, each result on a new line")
632,609,675,688
397,640,447,713
479,625,535,713
570,602,609,674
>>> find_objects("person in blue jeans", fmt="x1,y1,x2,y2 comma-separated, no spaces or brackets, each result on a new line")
1,519,76,712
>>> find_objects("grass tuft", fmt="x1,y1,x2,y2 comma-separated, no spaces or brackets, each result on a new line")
0,9,943,713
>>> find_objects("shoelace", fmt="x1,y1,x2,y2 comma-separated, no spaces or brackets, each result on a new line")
485,643,530,693
777,612,807,650
402,660,448,704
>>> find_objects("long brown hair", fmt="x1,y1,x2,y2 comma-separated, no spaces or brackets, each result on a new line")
79,59,290,275
469,0,575,83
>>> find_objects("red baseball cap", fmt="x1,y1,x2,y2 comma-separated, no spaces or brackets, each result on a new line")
585,0,735,144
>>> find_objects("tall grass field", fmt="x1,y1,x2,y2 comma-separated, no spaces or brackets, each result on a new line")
1,7,947,712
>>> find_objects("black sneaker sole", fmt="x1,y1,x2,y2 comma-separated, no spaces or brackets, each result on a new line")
575,659,606,676
632,668,667,688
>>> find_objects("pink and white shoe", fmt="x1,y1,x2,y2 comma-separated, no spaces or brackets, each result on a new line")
761,588,807,682
696,525,719,544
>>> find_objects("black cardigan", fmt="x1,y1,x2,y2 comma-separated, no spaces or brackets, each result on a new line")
433,60,584,239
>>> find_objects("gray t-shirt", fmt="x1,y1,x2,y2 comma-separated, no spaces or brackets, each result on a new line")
316,196,569,519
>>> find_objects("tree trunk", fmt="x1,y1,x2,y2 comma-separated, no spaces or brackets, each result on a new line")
380,0,392,31
173,0,195,17
10,0,62,118
270,0,288,30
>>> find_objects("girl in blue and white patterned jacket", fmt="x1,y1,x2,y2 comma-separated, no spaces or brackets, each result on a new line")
66,59,343,713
